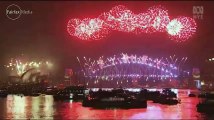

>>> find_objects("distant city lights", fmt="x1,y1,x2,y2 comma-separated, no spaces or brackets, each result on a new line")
208,58,214,61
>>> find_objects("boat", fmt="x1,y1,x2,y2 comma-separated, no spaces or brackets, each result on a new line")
197,100,214,113
138,88,160,101
197,92,214,113
82,89,147,109
147,91,161,100
53,85,86,100
162,88,177,98
152,88,179,105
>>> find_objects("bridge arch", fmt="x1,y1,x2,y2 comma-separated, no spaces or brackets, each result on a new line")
78,53,181,80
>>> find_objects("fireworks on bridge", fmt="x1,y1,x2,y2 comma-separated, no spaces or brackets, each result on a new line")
67,5,197,42
76,53,189,86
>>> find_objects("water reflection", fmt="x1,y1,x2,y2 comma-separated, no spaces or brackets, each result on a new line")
3,95,53,119
0,89,210,119
7,95,26,119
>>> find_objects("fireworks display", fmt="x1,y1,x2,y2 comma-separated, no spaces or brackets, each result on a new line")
67,18,110,40
99,5,137,33
166,17,197,42
5,58,53,77
77,53,189,86
67,5,197,42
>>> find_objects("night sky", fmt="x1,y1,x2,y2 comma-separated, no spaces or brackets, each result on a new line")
0,1,214,78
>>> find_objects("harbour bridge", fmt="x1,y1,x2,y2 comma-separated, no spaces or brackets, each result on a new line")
76,53,189,87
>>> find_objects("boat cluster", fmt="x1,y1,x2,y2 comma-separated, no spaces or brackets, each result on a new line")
1,85,214,112
0,85,181,109
187,90,214,114
82,88,147,109
196,91,214,114
82,88,180,109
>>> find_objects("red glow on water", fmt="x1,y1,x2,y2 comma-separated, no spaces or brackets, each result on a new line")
0,89,208,119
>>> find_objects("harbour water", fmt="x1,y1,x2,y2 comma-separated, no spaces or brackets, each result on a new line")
0,89,213,119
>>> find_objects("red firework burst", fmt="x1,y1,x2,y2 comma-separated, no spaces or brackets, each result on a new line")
99,5,137,32
67,5,197,42
166,17,197,42
67,18,110,40
134,6,170,34
147,5,170,32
